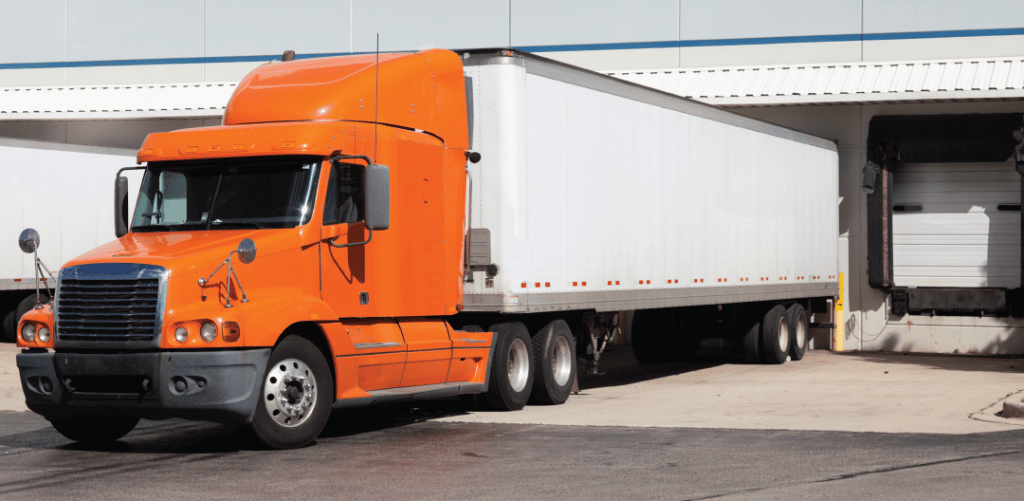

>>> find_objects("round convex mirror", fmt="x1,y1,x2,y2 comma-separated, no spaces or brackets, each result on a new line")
237,238,257,264
18,228,40,254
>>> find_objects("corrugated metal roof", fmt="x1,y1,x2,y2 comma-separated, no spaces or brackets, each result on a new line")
0,82,236,119
606,57,1024,106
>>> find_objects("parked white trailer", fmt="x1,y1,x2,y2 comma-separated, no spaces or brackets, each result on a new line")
0,138,141,341
456,50,839,367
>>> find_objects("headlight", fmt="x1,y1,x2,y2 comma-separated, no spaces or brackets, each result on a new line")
37,327,50,343
200,322,217,342
174,327,188,343
21,323,36,342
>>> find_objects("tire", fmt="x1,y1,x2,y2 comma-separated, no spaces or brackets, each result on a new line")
51,415,139,444
742,319,761,363
529,319,576,405
760,305,790,365
786,304,808,361
482,322,533,411
250,336,334,449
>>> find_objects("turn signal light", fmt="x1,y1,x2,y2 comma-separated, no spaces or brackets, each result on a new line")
222,322,241,342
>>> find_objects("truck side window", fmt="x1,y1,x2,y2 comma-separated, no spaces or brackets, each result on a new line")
323,162,364,225
159,171,187,224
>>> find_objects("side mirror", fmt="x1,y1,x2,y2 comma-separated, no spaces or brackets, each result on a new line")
237,238,257,264
115,176,130,237
19,228,40,254
364,164,390,231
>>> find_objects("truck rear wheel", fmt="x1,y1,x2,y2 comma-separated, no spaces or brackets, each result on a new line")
50,415,139,444
250,336,333,449
761,305,790,364
482,322,533,411
786,304,808,361
529,319,576,405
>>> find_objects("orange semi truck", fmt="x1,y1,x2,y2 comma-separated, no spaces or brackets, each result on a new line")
15,49,839,449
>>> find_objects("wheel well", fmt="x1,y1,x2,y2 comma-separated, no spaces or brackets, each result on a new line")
278,322,336,388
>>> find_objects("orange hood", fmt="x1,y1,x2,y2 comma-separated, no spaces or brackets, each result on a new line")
64,229,303,279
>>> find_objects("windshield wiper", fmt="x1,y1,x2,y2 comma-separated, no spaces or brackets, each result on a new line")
210,220,266,229
132,223,207,233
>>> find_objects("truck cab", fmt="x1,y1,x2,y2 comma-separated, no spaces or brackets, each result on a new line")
15,49,510,449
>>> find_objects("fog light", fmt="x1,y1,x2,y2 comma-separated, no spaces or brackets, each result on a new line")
200,322,217,342
21,323,36,342
222,321,240,342
174,327,188,343
37,327,50,343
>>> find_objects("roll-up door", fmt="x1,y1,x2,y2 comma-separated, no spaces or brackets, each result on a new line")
892,161,1020,288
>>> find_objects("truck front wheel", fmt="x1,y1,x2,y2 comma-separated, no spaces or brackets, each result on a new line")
250,336,333,449
50,415,139,444
483,322,533,410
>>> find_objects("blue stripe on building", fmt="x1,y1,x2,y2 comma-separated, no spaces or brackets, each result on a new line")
2,27,1022,71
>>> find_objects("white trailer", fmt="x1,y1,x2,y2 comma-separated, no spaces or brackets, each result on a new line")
456,50,839,366
0,138,141,341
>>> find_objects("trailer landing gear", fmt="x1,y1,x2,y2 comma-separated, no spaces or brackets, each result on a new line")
581,314,619,374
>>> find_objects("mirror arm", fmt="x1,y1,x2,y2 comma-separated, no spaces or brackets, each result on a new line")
328,152,372,167
327,228,372,248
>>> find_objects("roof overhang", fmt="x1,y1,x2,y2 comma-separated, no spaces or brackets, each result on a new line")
0,82,237,120
606,56,1024,107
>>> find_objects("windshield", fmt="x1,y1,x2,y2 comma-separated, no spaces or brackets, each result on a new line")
132,156,321,232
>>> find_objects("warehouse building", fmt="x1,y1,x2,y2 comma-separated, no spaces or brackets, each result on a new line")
1,0,1023,353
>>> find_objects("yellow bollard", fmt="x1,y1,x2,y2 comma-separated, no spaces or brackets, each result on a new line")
833,272,844,351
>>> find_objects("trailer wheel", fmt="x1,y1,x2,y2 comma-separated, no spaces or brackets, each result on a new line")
761,305,790,364
250,336,333,449
786,304,808,361
529,319,576,405
50,415,139,444
482,322,533,411
742,320,761,363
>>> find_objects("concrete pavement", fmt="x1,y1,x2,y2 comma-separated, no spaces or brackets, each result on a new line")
2,342,1023,434
442,346,1024,434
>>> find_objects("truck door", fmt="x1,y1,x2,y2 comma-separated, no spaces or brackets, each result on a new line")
319,160,370,311
320,161,407,390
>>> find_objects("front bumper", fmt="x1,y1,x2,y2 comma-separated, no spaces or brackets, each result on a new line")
17,349,271,426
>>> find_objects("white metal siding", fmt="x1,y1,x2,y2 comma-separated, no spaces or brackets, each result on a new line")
607,57,1024,106
892,161,1021,288
0,141,140,289
464,63,839,310
0,82,236,120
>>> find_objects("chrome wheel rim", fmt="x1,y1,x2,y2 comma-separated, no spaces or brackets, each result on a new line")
778,317,789,354
262,358,317,428
794,315,806,350
552,336,572,386
507,338,530,392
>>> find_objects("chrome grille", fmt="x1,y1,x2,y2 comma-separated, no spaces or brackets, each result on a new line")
56,278,161,342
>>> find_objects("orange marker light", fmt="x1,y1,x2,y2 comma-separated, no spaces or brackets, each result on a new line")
222,322,241,342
